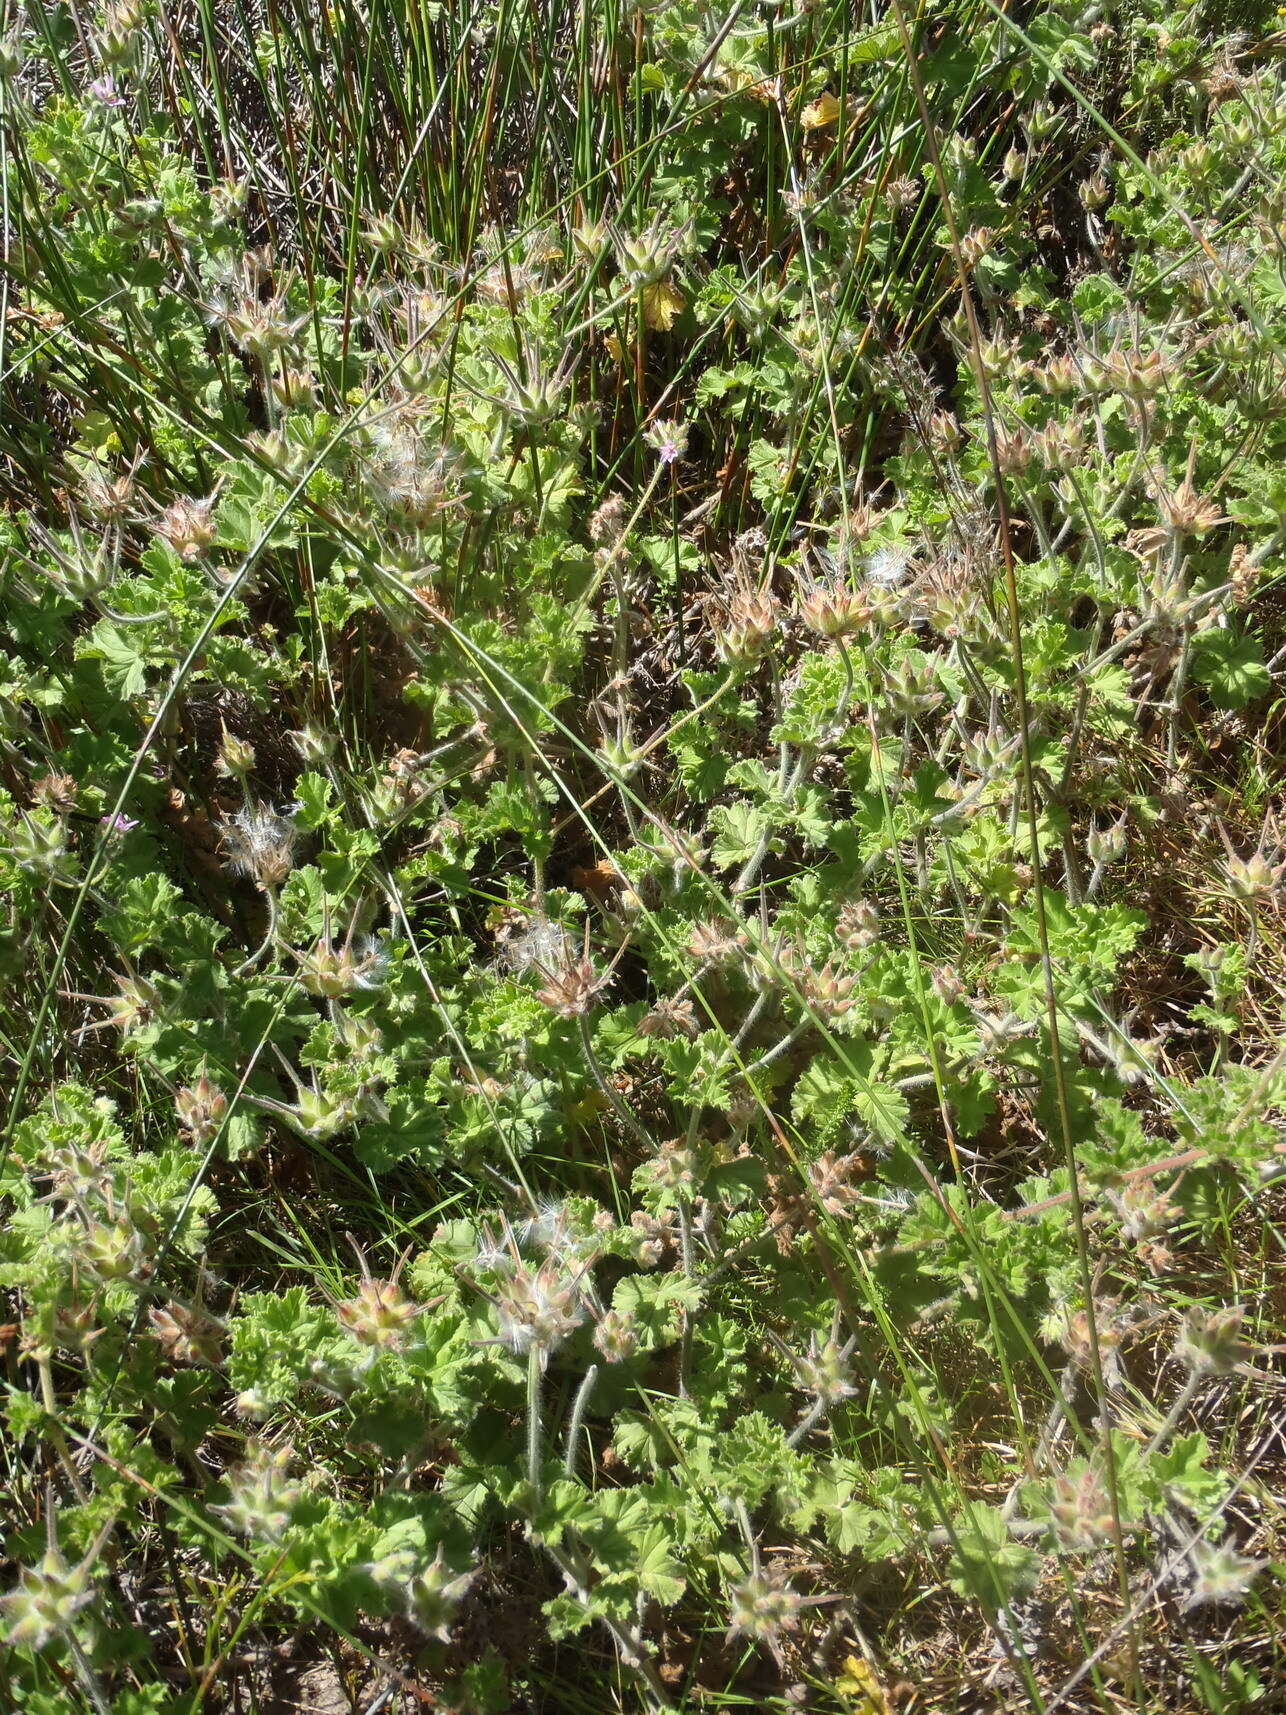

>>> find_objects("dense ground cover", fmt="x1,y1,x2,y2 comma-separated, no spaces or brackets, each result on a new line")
3,1,1286,1710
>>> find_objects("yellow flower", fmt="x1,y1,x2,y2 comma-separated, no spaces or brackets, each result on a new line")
801,90,842,129
643,280,685,331
834,1656,893,1715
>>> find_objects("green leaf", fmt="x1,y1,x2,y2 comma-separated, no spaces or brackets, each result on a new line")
708,798,771,870
1190,629,1270,710
946,1504,1042,1610
99,872,185,952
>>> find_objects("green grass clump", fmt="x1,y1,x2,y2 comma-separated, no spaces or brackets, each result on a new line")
2,0,1286,1710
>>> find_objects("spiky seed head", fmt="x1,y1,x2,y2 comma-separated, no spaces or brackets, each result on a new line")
1183,1537,1267,1610
716,585,779,667
593,1309,638,1363
219,802,298,892
0,1548,96,1651
47,1299,102,1357
798,577,870,639
958,225,995,267
39,1139,113,1204
176,1072,228,1147
535,953,605,1018
214,724,255,781
107,974,162,1035
290,724,336,765
148,1301,224,1366
1223,851,1282,904
802,958,858,1020
155,495,218,563
8,815,74,882
292,1086,354,1142
79,1212,150,1283
363,213,403,255
212,1442,300,1541
726,1569,802,1654
295,934,388,997
836,899,879,952
0,34,25,82
336,1277,423,1350
492,1260,585,1361
1078,169,1111,210
1177,1304,1249,1376
794,1332,857,1404
403,1549,475,1640
1050,1466,1116,1549
614,223,680,289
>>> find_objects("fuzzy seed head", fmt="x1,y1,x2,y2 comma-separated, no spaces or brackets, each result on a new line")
1183,1537,1267,1611
1,1549,95,1652
1050,1466,1115,1549
638,996,699,1039
535,952,607,1019
836,899,879,952
492,1259,586,1360
727,1569,802,1653
212,1442,301,1541
1223,851,1282,904
219,802,298,892
807,1149,867,1217
647,1137,706,1193
1177,1304,1249,1376
794,1332,857,1404
685,919,748,966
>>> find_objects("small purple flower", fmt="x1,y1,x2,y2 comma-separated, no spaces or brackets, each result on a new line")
645,417,689,466
101,812,139,840
88,76,128,109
